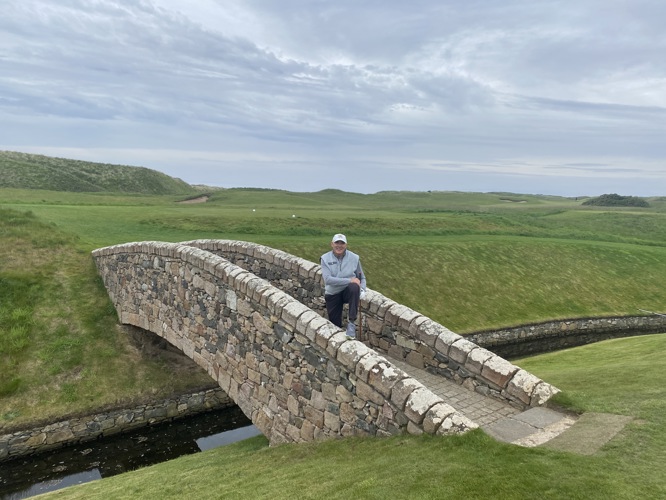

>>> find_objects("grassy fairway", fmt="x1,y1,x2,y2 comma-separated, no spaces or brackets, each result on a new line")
40,335,666,500
3,188,666,333
2,188,665,429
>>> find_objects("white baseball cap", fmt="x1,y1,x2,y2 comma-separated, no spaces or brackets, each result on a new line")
332,233,347,243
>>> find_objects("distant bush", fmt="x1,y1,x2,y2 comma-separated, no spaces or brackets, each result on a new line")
582,193,649,207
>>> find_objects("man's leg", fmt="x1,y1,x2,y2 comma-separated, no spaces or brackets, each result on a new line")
342,282,361,323
325,292,344,327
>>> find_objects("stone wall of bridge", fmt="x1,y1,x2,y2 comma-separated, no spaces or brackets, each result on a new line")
93,240,558,445
183,240,558,408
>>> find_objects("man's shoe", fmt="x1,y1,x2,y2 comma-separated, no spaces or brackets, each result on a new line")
346,322,356,339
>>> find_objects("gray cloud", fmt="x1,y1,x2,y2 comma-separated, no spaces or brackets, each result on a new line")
1,0,665,195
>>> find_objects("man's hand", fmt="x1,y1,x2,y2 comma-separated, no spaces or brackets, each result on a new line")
350,277,361,285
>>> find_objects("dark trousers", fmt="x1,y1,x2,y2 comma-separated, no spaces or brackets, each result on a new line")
325,283,360,327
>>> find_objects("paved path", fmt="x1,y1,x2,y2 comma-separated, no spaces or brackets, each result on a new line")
389,358,577,447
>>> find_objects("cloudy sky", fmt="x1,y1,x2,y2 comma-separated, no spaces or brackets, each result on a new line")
2,1,665,196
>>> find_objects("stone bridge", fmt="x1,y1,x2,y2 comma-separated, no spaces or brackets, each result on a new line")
92,240,560,446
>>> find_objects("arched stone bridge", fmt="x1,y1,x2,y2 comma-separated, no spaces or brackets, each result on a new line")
93,240,560,446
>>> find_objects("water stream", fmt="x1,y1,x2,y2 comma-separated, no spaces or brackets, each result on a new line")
0,406,261,499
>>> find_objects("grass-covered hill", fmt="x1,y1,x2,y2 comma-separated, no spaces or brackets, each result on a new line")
0,151,197,195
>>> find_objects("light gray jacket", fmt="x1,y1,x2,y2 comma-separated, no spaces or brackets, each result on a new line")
320,249,366,295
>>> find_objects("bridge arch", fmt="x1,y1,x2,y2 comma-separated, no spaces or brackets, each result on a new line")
93,240,558,445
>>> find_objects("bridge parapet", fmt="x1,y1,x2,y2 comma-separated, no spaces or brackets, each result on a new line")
93,241,480,445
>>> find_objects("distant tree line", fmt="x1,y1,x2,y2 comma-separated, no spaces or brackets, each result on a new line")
581,193,649,207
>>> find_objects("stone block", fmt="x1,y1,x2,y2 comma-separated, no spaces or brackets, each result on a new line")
315,322,339,349
390,377,424,410
355,379,385,406
396,335,418,350
237,298,253,317
25,433,47,448
422,402,457,434
326,332,349,358
365,315,383,335
385,303,410,326
247,368,261,384
397,308,421,333
335,385,354,403
300,419,316,441
322,382,337,401
481,356,518,389
405,350,425,369
337,340,371,369
304,406,325,427
287,394,300,416
282,301,306,329
324,411,341,433
355,352,385,383
339,403,358,424
531,381,560,407
404,387,441,425
435,413,478,436
434,327,462,355
46,428,75,445
367,361,407,398
505,369,540,405
388,344,405,360
408,315,430,337
296,310,322,341
465,346,493,376
310,390,327,412
448,338,477,365
253,407,274,436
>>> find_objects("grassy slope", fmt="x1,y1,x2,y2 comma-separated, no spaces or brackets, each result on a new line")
0,151,196,195
0,208,213,430
42,335,666,500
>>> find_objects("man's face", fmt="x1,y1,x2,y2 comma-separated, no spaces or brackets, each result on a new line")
331,240,347,257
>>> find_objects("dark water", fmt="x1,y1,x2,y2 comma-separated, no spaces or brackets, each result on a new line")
0,406,262,499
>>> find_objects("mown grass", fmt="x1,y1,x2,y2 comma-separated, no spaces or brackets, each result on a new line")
41,335,666,500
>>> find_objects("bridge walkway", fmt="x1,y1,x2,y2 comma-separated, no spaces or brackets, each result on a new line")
389,358,577,447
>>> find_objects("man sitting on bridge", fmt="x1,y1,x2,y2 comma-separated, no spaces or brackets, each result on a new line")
320,233,367,339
